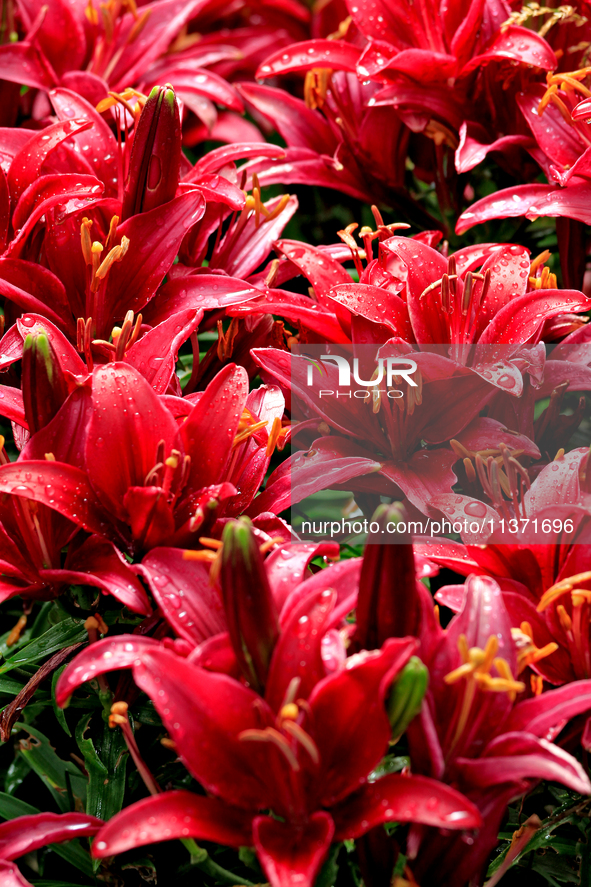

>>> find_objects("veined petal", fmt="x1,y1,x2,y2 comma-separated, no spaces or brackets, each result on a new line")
380,449,459,516
125,308,203,394
248,438,382,517
253,812,334,887
503,679,591,736
146,275,262,327
257,40,360,78
61,535,150,614
310,638,417,806
131,647,284,811
190,142,286,177
0,812,101,860
50,88,118,197
478,289,591,344
8,119,93,204
329,283,412,339
265,541,340,614
265,587,336,711
140,547,226,645
332,773,482,839
98,191,206,334
0,460,110,536
92,791,252,858
456,732,591,795
86,363,179,520
456,185,557,234
55,636,164,707
180,363,249,492
275,239,351,304
460,25,557,75
238,83,336,155
0,860,31,887
11,174,104,237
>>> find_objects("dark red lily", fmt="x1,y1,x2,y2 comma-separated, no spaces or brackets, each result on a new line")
251,344,500,516
383,571,591,886
57,532,481,887
456,72,591,282
250,8,557,219
0,361,288,554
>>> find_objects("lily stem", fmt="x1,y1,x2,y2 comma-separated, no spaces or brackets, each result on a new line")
181,838,258,886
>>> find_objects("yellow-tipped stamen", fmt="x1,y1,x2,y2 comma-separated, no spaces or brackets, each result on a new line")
537,571,591,611
259,537,282,555
556,603,573,633
280,703,299,721
128,7,151,43
182,549,218,564
96,88,147,116
80,218,94,264
444,634,525,752
304,68,332,110
510,623,558,675
94,236,130,282
85,0,98,25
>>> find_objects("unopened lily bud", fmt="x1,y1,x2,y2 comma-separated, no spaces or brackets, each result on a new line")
355,503,420,651
121,84,181,220
22,332,69,434
220,517,279,693
387,656,428,741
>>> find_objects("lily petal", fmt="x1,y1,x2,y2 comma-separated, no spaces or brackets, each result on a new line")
332,772,482,839
253,811,334,887
92,791,252,858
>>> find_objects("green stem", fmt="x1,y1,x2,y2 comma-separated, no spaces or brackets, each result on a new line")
180,838,258,886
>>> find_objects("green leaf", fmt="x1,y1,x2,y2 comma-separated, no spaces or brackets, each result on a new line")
0,619,86,675
75,712,128,821
14,722,87,812
32,881,92,886
315,843,340,887
51,666,71,737
0,676,25,695
4,755,31,794
0,790,37,818
0,792,93,879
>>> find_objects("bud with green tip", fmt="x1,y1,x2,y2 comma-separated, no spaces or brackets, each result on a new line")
219,517,280,693
121,84,181,221
22,331,69,434
387,655,429,742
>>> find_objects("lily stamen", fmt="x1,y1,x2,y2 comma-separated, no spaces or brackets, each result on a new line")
239,727,300,772
445,635,525,754
510,622,559,674
537,571,591,611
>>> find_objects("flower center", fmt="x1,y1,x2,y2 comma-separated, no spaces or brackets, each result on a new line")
444,634,524,755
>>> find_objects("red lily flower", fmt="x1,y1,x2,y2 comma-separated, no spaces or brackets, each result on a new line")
393,573,591,886
57,530,481,887
0,397,150,613
0,361,288,554
456,73,591,286
429,445,591,546
251,343,513,516
0,812,101,887
250,8,556,219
